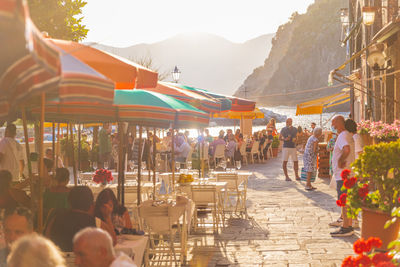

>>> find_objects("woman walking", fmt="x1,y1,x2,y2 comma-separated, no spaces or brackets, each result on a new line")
303,127,322,191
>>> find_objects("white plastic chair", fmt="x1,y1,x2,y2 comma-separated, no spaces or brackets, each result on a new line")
191,184,222,233
247,141,260,164
239,142,248,165
213,144,226,168
216,173,248,219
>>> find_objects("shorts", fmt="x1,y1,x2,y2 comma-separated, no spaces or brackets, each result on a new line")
336,180,347,200
282,148,298,162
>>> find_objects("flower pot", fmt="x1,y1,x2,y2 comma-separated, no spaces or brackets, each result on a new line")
361,207,400,250
272,148,279,157
360,133,373,146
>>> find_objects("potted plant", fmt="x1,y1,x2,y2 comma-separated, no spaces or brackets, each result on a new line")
271,136,280,157
344,141,400,250
358,120,373,146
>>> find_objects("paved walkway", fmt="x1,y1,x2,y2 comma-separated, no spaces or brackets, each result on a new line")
186,154,359,267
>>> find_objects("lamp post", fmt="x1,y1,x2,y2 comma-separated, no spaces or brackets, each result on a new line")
172,66,181,83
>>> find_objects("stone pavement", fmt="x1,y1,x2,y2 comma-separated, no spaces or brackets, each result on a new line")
186,154,359,267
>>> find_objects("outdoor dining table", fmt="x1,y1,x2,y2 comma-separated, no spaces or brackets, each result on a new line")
72,182,161,200
210,171,252,185
115,234,148,267
80,171,159,183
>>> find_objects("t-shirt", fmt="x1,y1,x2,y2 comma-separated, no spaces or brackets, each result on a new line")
49,209,96,251
0,137,24,181
332,130,355,181
280,127,298,148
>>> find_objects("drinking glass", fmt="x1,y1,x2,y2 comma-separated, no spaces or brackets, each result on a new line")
103,161,109,170
92,161,98,170
141,162,147,171
187,161,192,170
220,160,227,171
236,161,241,170
176,163,181,173
129,160,135,171
112,214,125,235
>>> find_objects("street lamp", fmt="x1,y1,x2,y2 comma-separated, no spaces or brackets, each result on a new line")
362,6,376,26
172,66,181,83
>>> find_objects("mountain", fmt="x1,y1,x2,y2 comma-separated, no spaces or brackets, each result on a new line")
92,32,274,95
235,0,348,107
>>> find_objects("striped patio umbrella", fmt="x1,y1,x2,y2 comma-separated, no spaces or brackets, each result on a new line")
0,0,61,120
213,108,265,120
169,83,232,111
142,82,223,114
50,39,158,89
29,47,116,122
115,90,209,129
173,83,255,112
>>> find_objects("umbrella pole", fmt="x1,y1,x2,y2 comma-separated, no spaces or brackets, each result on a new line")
146,128,151,181
171,128,175,191
38,93,45,233
117,122,125,204
70,124,77,185
52,122,56,170
21,107,32,177
78,124,81,172
137,126,142,205
153,127,156,200
56,123,60,169
21,107,34,213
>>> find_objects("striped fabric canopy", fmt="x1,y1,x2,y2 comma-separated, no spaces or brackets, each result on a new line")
29,48,117,122
115,90,209,129
296,91,350,116
142,82,223,114
57,47,114,105
0,0,61,120
172,83,232,111
173,83,255,112
50,39,158,89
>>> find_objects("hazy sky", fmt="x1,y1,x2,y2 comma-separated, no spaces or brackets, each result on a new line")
82,0,315,47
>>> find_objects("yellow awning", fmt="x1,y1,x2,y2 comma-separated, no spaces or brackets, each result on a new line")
296,91,350,116
213,108,264,120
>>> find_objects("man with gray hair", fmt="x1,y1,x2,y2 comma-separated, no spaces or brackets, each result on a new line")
73,227,136,267
329,115,355,237
0,207,34,267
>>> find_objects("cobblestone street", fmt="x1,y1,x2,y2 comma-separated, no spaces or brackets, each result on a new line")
187,155,359,267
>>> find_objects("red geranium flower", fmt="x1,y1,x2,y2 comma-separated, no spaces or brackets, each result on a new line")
344,177,357,189
341,169,351,180
367,237,383,249
354,254,371,266
372,253,393,265
398,196,400,203
353,238,371,254
375,262,396,267
342,256,355,267
358,184,369,200
337,193,347,207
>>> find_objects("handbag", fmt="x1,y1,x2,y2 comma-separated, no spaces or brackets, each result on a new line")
300,167,316,182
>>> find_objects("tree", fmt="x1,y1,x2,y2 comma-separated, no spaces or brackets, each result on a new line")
129,54,172,81
28,0,88,41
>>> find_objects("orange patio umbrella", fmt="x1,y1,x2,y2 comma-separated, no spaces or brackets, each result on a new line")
49,39,158,89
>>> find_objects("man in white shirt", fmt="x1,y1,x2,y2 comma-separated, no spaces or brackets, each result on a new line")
0,124,24,181
329,115,355,237
73,227,137,267
174,135,191,163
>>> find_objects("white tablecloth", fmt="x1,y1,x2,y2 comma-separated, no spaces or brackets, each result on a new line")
115,235,148,267
80,171,159,183
211,171,252,185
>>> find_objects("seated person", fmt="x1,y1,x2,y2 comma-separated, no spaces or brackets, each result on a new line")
0,207,34,267
45,186,103,251
94,188,132,233
43,168,71,220
0,170,30,209
45,148,64,168
225,133,236,164
174,135,191,163
210,131,226,156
